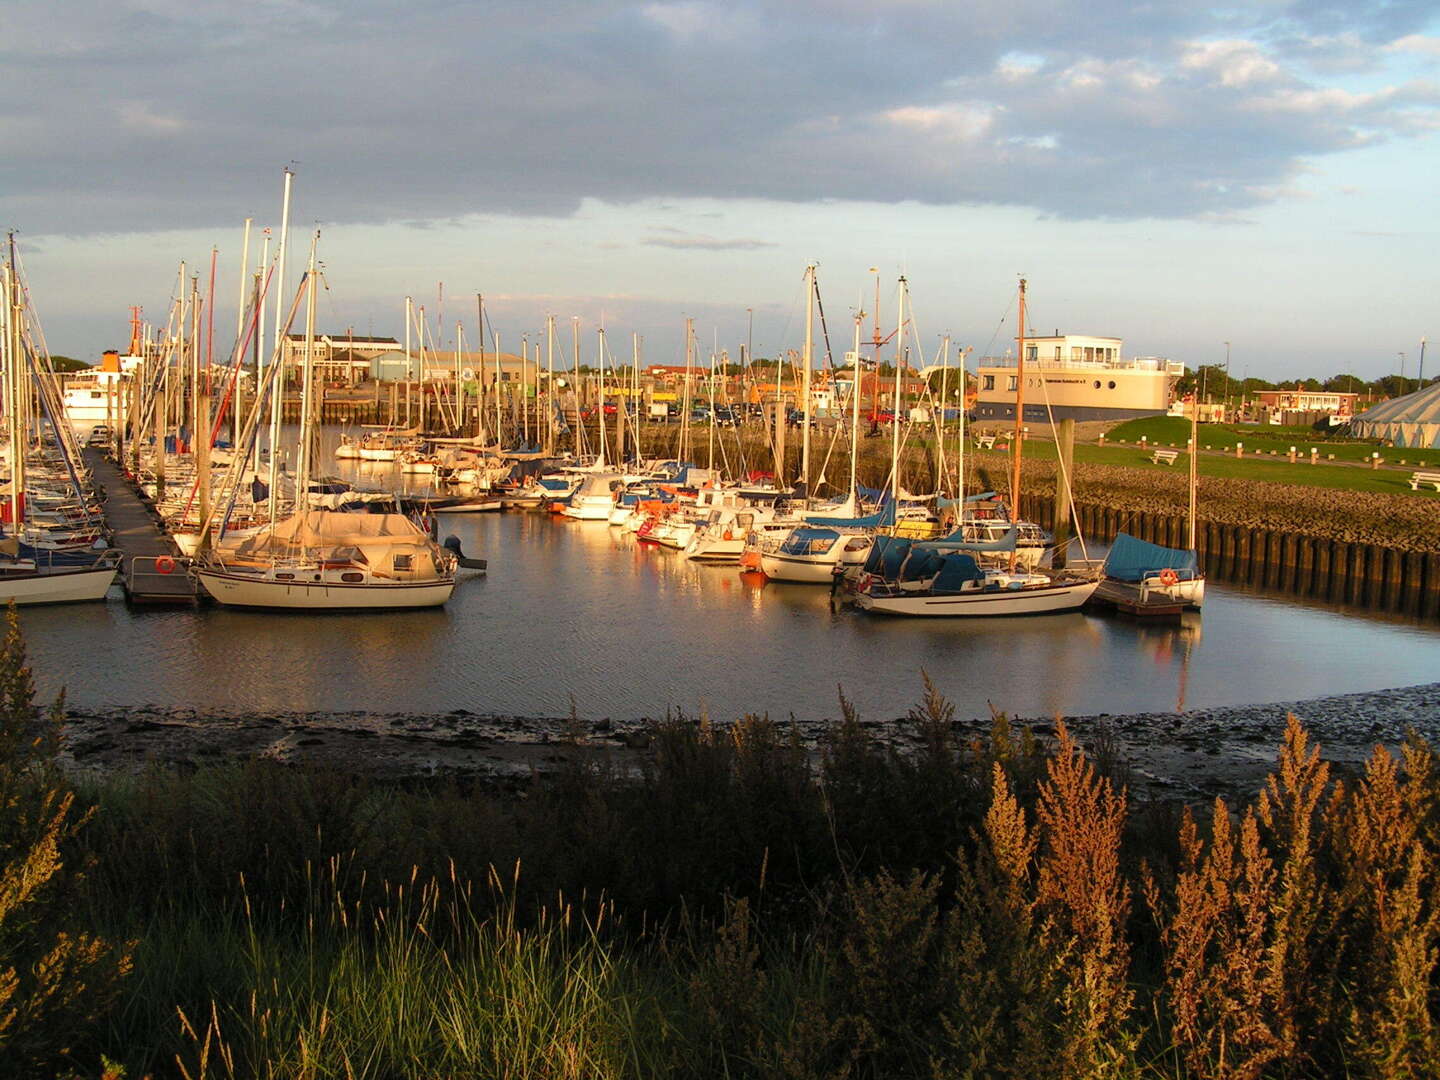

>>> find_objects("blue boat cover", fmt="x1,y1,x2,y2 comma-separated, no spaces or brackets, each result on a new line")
933,554,985,592
901,548,946,582
806,500,897,528
779,528,839,556
935,490,998,508
1103,532,1199,583
862,534,911,577
913,525,1019,554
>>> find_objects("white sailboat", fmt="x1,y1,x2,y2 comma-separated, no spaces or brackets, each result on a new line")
0,243,120,605
194,213,454,609
855,278,1097,617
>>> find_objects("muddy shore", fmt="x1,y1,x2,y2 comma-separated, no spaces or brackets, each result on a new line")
58,682,1440,805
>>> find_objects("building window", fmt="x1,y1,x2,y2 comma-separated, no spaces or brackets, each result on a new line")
1025,346,1037,361
983,375,995,391
1007,375,1018,392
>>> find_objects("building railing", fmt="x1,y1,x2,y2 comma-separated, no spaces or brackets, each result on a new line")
978,355,1184,375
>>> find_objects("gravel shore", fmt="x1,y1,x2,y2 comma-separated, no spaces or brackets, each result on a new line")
58,683,1440,804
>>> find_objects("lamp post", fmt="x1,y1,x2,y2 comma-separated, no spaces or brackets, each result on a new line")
1400,352,1407,395
1223,340,1231,420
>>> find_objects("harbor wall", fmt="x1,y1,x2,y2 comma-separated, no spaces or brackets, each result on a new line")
1019,494,1440,621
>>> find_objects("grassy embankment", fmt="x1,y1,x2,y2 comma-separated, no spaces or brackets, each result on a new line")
3,611,1438,1079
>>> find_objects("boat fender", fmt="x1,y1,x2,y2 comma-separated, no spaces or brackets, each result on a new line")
1159,568,1179,587
723,530,733,541
156,555,176,575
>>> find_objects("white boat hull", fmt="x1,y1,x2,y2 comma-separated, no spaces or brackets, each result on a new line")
857,578,1098,617
758,551,841,584
0,565,118,605
563,498,616,521
196,569,453,609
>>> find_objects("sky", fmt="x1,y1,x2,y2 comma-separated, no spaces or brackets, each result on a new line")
3,0,1439,383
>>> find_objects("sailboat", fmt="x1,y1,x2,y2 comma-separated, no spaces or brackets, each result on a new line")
194,215,455,610
756,266,877,582
0,243,121,605
854,278,1098,616
1096,397,1206,609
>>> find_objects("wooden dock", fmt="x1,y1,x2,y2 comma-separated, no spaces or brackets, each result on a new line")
1086,578,1184,620
84,450,197,605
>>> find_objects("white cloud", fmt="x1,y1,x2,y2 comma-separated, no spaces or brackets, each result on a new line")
641,1,724,39
1180,39,1283,88
884,103,995,141
116,101,185,134
1388,34,1440,58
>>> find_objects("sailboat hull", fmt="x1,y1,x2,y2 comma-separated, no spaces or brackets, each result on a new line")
856,578,1098,616
195,569,454,609
0,564,118,605
758,551,841,584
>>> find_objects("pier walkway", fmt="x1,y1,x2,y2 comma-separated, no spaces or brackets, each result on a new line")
85,449,197,604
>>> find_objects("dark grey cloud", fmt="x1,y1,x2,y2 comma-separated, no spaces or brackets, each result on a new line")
3,0,1437,236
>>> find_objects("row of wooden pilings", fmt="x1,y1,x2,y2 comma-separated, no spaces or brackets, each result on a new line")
1019,493,1440,620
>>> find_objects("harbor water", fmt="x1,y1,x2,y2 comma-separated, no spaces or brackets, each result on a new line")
19,504,1440,724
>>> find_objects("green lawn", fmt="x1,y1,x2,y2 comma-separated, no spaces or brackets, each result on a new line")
1001,439,1440,495
1100,416,1411,465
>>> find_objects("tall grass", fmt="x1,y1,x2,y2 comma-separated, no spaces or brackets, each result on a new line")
0,616,1429,1077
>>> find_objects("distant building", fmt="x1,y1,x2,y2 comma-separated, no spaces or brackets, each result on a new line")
1252,389,1358,421
973,333,1182,423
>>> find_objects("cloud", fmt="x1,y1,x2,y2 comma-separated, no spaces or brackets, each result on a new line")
1389,34,1440,56
3,0,1439,235
116,101,185,134
642,230,777,250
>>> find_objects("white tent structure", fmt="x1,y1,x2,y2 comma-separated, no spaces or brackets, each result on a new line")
1351,383,1440,449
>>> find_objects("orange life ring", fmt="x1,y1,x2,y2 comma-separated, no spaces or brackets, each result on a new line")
156,555,177,575
1158,567,1179,587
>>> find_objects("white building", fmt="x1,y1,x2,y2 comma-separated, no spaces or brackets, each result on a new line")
973,334,1182,423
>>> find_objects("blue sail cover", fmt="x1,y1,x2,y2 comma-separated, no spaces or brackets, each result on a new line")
935,490,998,509
913,525,1019,553
806,500,897,528
933,554,985,592
1103,532,1199,583
863,535,911,577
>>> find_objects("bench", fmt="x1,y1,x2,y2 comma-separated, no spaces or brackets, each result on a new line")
974,434,997,450
1151,449,1179,465
1410,470,1440,492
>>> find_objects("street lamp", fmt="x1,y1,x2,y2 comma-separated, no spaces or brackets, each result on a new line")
1400,352,1407,395
1223,340,1231,420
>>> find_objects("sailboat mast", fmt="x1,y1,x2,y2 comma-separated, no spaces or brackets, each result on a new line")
801,264,814,504
891,277,905,501
850,304,863,500
546,314,555,454
1188,393,1198,549
295,231,320,508
681,317,693,465
596,325,607,467
631,332,640,464
234,220,251,448
4,256,22,530
268,170,293,520
1009,278,1027,571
